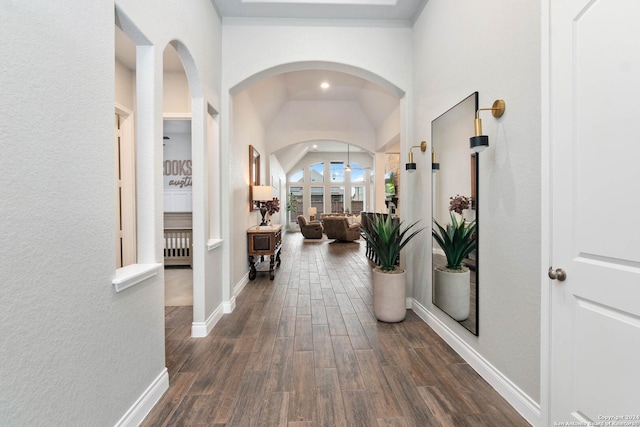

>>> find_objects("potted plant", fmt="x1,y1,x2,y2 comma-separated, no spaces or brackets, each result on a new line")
432,195,477,321
361,212,424,322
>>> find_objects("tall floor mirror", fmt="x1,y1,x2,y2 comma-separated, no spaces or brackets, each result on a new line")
431,92,479,335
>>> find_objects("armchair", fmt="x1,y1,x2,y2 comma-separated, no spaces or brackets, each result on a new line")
297,215,323,239
322,216,360,242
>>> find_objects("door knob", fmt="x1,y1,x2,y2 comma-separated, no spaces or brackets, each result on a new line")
548,266,566,281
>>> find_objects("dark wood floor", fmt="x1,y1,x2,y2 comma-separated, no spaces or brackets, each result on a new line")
143,232,529,426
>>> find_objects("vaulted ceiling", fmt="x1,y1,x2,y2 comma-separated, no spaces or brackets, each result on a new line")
117,1,420,173
241,69,401,172
213,0,426,23
212,0,423,171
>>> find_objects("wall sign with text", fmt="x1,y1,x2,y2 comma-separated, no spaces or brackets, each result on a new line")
163,160,192,189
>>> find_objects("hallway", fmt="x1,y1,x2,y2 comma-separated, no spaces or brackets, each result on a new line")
143,232,528,426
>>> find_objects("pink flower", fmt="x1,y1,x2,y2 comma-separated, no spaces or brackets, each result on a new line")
265,198,280,216
449,194,471,215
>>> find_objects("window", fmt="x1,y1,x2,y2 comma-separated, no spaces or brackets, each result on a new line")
289,186,303,222
351,163,365,183
331,187,344,213
311,187,324,214
330,162,344,182
289,168,304,183
310,162,324,182
351,186,365,214
385,171,396,198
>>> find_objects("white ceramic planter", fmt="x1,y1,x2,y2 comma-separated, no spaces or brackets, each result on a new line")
433,267,470,321
372,267,406,323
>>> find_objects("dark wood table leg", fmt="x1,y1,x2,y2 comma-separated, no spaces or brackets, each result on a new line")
269,254,276,280
248,255,256,280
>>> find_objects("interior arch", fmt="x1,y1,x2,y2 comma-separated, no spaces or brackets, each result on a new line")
229,60,406,98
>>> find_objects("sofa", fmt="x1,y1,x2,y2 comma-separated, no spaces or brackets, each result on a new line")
322,216,360,242
297,215,323,239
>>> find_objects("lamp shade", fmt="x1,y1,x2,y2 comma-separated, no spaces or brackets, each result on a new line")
470,135,489,153
253,185,273,201
405,163,417,173
308,207,317,216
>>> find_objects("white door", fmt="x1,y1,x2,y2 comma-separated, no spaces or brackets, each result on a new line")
115,107,137,268
548,0,640,423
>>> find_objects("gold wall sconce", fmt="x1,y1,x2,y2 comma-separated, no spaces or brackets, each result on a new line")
431,150,440,173
470,99,506,152
406,140,428,173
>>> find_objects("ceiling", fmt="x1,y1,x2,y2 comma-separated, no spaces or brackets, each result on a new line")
213,0,426,24
116,2,411,174
244,68,400,172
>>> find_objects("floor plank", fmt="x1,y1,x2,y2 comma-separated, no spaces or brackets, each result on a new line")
143,232,530,426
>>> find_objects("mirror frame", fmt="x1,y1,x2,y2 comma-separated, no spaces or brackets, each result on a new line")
431,92,479,336
249,145,261,211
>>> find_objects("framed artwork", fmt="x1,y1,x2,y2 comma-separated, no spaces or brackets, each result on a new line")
249,145,260,211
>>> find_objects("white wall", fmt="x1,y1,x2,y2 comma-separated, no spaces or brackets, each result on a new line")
163,71,191,114
267,101,377,152
269,154,287,227
1,1,161,424
230,90,268,287
116,58,135,110
0,1,221,424
115,0,223,337
411,0,541,416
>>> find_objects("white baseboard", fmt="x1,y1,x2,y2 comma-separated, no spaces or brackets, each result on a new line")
411,299,540,426
191,273,249,337
235,273,250,298
115,368,168,427
223,296,236,314
191,304,224,337
224,272,249,313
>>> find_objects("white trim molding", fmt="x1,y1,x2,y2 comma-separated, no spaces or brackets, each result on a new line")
233,273,250,300
113,263,162,292
114,368,168,427
191,272,250,337
411,299,541,426
223,296,236,314
207,238,223,251
192,304,224,337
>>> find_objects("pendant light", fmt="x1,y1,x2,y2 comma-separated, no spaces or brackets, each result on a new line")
345,144,352,172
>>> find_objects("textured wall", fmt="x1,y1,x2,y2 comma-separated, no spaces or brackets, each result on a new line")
0,0,221,424
0,1,164,424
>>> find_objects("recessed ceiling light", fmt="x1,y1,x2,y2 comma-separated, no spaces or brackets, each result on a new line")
312,144,318,150
320,82,330,90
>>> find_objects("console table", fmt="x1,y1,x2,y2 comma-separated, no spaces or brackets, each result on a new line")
247,224,282,280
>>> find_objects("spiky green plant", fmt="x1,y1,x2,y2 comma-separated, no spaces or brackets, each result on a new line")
361,214,425,272
432,212,477,270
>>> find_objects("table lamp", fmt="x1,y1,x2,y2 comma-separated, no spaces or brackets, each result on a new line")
253,185,274,226
308,207,317,221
